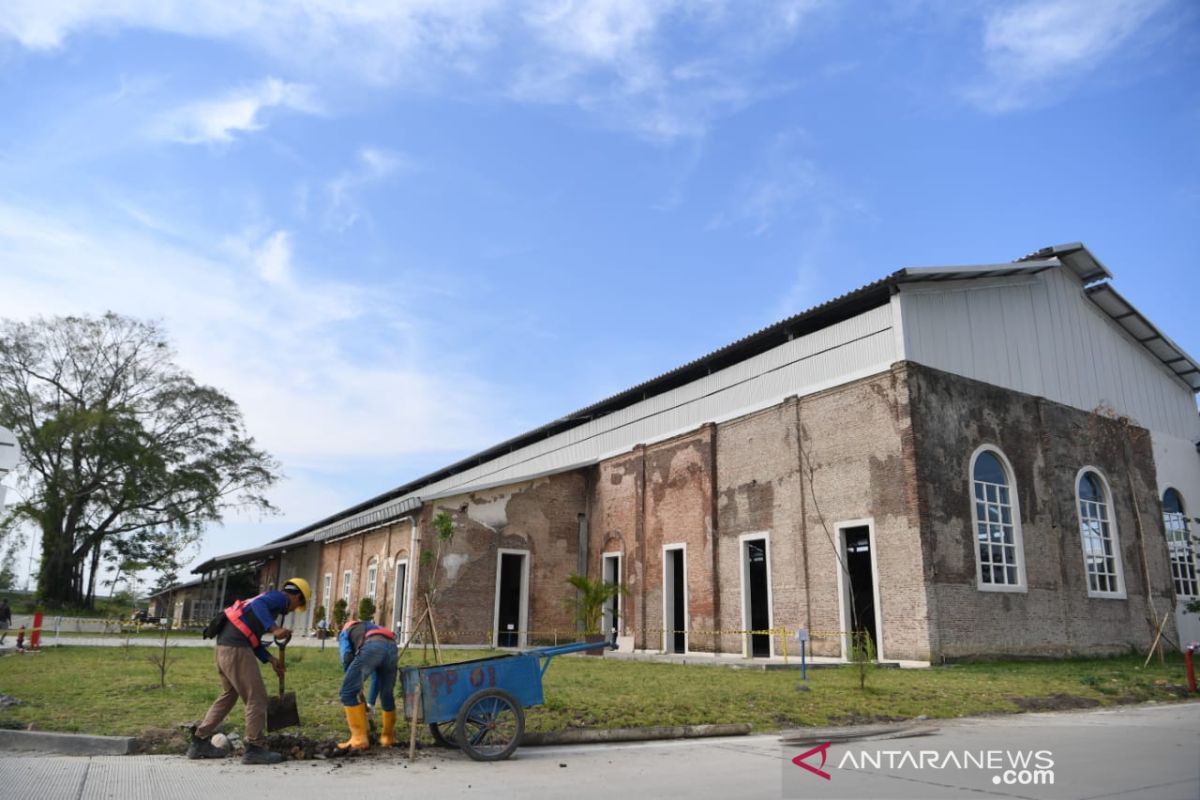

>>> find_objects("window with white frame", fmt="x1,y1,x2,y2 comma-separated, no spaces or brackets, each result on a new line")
1163,488,1197,598
342,570,353,603
1076,470,1125,597
366,561,378,601
322,574,332,617
970,447,1025,589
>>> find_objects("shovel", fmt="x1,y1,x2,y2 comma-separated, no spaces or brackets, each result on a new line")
266,633,301,732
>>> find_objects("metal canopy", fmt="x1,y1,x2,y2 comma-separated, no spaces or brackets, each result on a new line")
311,495,423,544
190,532,315,574
1086,283,1200,392
1016,242,1112,284
894,258,1060,284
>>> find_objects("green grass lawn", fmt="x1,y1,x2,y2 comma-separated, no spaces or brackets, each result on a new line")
0,644,1194,754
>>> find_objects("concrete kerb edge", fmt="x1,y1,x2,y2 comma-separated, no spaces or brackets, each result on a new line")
0,728,136,756
521,722,751,746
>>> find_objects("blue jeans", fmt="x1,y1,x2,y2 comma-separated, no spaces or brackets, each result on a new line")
340,638,398,712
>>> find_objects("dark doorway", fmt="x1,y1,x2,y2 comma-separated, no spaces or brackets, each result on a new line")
496,552,525,648
392,562,407,637
603,554,621,643
745,539,771,657
842,526,877,655
665,547,686,653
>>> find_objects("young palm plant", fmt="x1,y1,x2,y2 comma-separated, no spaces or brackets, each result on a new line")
564,573,627,642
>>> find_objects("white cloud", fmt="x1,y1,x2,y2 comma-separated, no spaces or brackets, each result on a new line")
0,1,824,142
252,230,293,285
0,201,504,466
153,77,318,144
327,147,410,231
711,129,864,238
512,0,822,141
0,1,500,82
968,0,1170,112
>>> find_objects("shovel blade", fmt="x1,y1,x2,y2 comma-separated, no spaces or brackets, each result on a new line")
266,692,300,731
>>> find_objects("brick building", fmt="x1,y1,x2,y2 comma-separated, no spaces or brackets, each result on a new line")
193,244,1200,662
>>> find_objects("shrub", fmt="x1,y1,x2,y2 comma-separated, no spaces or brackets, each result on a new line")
357,596,376,622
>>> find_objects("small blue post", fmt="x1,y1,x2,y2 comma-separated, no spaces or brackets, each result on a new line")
801,639,807,681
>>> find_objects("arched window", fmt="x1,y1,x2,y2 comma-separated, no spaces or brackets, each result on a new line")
1163,488,1197,598
970,446,1026,590
366,559,379,601
1076,469,1125,598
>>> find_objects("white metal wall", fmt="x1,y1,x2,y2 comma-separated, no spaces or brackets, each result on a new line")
898,268,1200,442
1152,432,1200,645
401,303,897,505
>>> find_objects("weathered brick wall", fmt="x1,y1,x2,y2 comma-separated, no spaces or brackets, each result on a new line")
791,369,930,660
418,471,588,645
715,402,807,656
588,450,642,639
583,372,927,658
907,361,1178,659
641,428,716,652
313,523,409,631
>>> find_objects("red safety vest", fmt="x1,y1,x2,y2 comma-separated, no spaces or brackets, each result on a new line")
365,627,396,641
224,594,268,648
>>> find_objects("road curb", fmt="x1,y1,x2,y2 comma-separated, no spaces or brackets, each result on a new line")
779,721,939,745
0,729,136,756
522,722,751,746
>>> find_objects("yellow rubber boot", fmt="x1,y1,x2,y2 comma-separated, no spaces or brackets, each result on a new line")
380,710,397,747
337,703,370,751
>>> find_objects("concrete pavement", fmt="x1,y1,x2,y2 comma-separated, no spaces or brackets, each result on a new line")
0,702,1196,800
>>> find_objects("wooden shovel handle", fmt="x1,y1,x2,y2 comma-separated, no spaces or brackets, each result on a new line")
276,638,287,696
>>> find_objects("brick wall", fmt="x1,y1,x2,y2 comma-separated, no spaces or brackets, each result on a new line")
907,361,1178,659
414,471,587,645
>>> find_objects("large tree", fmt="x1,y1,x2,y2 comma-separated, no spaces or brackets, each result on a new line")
0,313,280,608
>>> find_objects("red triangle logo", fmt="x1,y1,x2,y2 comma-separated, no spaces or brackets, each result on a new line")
792,742,832,781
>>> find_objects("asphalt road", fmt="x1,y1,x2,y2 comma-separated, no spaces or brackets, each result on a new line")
0,702,1196,800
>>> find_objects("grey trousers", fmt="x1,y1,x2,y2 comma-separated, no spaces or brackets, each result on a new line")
196,645,269,744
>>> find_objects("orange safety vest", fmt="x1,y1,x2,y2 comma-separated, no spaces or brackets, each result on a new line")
365,627,396,642
223,595,269,649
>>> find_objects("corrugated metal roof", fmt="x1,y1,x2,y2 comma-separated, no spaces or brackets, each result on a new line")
1016,242,1112,284
1086,284,1200,392
198,243,1189,568
312,496,422,543
191,532,315,574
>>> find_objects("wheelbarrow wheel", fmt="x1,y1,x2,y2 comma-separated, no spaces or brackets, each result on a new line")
429,721,460,749
455,688,524,762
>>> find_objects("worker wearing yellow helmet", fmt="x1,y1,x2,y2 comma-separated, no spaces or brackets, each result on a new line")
188,577,311,764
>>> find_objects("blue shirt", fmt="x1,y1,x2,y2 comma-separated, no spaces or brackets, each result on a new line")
216,590,290,662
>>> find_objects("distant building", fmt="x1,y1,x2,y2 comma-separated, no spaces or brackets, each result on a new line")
194,244,1199,661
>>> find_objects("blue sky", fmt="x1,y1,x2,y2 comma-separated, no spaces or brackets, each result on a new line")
1,1,1197,592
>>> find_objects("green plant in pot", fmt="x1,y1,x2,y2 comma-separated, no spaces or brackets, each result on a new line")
564,573,627,655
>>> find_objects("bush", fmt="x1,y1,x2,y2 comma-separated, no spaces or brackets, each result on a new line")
332,598,348,629
357,596,375,622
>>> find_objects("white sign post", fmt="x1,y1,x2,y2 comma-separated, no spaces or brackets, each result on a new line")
0,425,20,510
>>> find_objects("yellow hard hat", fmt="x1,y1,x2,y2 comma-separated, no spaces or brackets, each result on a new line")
283,577,311,611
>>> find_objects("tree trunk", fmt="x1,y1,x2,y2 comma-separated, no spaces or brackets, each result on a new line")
37,523,80,608
85,542,102,609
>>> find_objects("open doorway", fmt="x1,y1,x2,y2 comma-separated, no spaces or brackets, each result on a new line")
601,552,623,643
837,522,881,660
662,544,688,653
392,560,408,640
740,533,773,658
494,550,529,648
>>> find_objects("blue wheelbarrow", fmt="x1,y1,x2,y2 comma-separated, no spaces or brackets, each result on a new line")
401,639,614,761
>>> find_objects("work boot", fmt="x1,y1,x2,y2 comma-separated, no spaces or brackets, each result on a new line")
186,734,226,760
241,742,284,765
336,703,370,752
380,710,397,747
